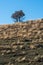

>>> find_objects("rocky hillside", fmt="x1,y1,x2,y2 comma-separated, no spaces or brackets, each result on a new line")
0,19,43,65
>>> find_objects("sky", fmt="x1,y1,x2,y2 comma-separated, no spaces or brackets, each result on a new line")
0,0,43,24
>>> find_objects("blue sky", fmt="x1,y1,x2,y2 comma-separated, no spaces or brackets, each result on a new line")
0,0,43,24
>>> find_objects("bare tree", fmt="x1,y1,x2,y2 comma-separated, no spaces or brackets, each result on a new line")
11,10,25,22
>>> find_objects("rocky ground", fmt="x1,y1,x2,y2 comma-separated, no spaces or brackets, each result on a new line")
0,19,43,65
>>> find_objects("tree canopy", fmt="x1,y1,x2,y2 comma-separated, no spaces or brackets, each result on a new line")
11,10,25,22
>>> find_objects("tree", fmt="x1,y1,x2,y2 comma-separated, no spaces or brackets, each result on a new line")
11,10,25,22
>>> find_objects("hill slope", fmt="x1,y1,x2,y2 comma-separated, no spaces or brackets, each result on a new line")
0,19,43,65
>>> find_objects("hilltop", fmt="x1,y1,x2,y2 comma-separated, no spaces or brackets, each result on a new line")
0,19,43,65
0,19,43,40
